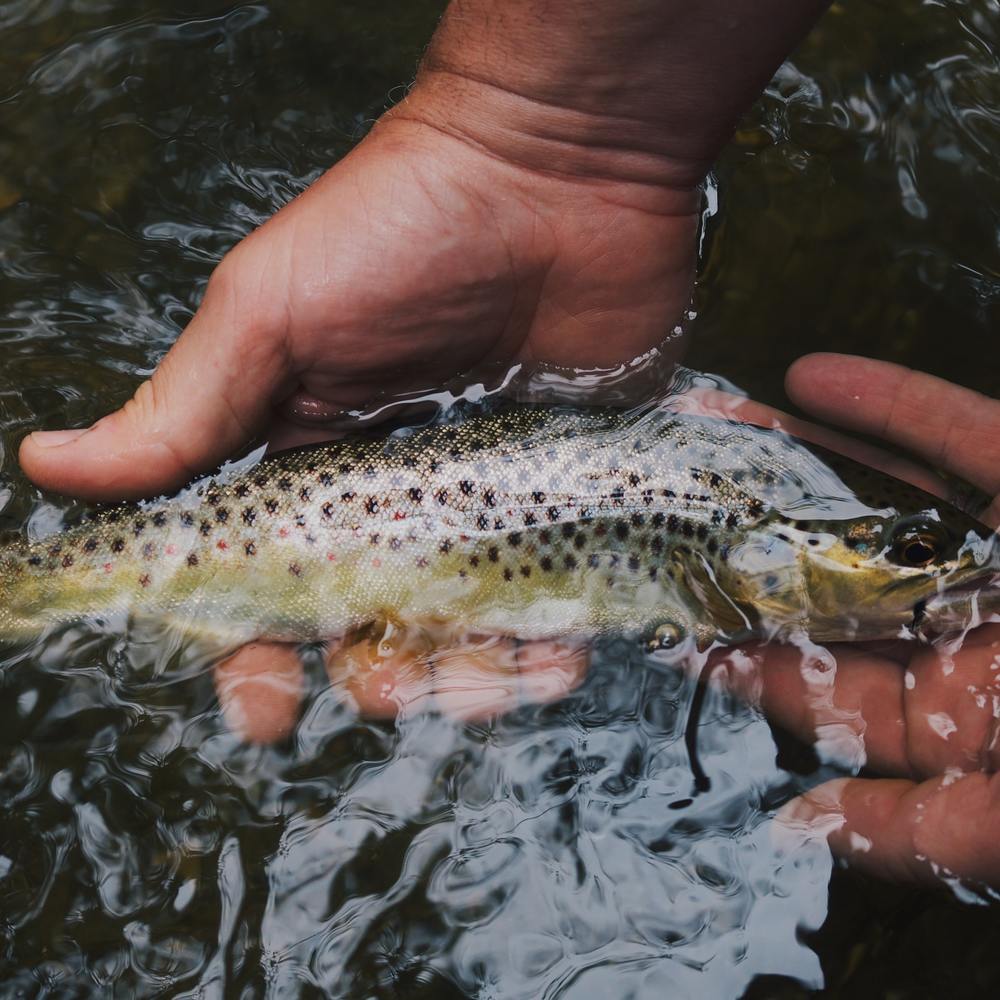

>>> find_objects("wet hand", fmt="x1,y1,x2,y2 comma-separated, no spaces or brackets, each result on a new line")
18,103,697,502
750,354,1000,888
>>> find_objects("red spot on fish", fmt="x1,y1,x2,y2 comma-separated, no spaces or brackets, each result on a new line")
139,574,151,588
372,558,381,568
279,527,289,538
326,552,337,562
217,540,228,550
103,563,113,573
166,544,177,556
393,512,407,521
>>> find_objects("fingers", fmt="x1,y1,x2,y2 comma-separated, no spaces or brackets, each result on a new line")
215,641,306,744
327,624,588,721
786,353,1000,497
19,254,295,501
778,772,1000,888
715,625,1000,780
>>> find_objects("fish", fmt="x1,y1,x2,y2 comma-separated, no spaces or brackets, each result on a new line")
0,404,997,652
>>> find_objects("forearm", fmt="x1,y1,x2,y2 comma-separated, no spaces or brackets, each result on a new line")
399,0,831,190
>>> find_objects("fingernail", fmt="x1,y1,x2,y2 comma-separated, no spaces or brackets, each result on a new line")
29,428,89,449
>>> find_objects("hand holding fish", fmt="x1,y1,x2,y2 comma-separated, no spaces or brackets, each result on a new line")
753,354,1000,890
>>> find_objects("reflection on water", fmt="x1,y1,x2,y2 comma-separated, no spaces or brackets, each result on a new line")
0,0,999,996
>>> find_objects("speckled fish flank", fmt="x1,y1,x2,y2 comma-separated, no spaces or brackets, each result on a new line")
1,405,997,647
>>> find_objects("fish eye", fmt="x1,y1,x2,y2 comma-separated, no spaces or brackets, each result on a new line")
888,519,947,568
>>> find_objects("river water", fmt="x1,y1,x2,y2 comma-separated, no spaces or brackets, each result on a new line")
0,1,998,996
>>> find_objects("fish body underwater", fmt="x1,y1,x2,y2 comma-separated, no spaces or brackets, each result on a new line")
1,405,996,650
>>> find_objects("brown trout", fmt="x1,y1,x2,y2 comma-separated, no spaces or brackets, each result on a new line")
0,405,996,650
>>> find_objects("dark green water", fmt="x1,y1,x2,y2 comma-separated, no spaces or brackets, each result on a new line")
0,1,998,996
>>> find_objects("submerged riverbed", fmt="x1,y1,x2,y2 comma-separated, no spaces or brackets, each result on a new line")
0,1,998,996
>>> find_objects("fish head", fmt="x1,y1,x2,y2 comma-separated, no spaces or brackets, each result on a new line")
797,500,999,642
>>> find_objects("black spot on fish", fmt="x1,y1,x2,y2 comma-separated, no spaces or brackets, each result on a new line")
319,472,333,487
707,539,719,555
460,480,474,496
27,555,41,567
508,532,522,547
540,556,553,572
216,508,229,524
409,487,423,503
588,553,600,568
651,536,664,555
561,523,576,539
520,565,531,578
539,530,551,546
366,497,379,515
531,491,547,504
615,524,630,541
651,513,665,528
139,573,151,588
242,508,256,526
133,519,146,537
265,499,279,515
295,513,306,528
503,568,513,581
289,562,302,577
682,522,694,539
299,487,311,502
631,513,644,528
628,555,640,572
488,546,499,563
62,554,73,568
726,512,740,529
341,491,355,503
142,543,155,560
106,511,121,525
574,533,587,550
339,463,353,475
709,473,723,489
629,473,642,487
483,489,497,507
207,492,220,506
440,539,453,554
245,541,256,556
255,474,269,488
390,538,403,551
470,555,480,567
321,502,334,520
111,538,125,553
187,554,199,567
199,521,212,537
523,512,537,527
369,533,380,546
667,515,680,533
564,554,578,570
83,538,98,553
697,524,708,541
235,483,250,498
436,489,449,505
152,512,167,528
476,514,490,531
278,477,292,491
181,512,194,527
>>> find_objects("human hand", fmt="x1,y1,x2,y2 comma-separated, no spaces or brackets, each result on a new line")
735,354,1000,888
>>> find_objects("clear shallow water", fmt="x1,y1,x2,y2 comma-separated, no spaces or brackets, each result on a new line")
0,1,999,996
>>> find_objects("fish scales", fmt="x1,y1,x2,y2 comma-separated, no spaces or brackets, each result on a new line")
0,405,995,646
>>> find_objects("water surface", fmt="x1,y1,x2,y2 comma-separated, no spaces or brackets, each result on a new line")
1,1,999,996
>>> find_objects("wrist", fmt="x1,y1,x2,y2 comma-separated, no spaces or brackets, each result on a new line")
396,70,707,197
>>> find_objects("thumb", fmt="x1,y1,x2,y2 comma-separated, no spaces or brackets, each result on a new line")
19,262,295,501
